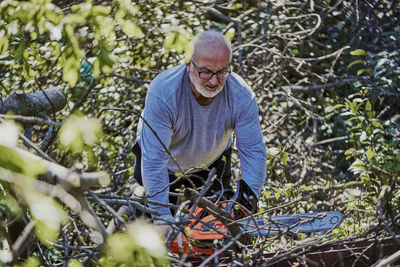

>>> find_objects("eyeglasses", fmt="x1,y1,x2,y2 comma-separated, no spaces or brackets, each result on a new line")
191,60,231,80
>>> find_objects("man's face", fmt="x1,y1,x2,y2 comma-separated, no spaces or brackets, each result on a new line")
187,41,231,99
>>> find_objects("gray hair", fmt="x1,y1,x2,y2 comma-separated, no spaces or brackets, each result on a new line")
192,30,232,61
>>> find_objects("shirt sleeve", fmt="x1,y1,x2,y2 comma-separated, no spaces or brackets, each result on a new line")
139,91,174,217
234,96,266,198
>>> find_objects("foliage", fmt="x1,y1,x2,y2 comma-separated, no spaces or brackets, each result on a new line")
58,113,103,168
0,121,66,260
341,49,400,219
99,220,168,267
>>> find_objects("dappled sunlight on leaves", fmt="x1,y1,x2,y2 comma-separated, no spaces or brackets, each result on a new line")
59,113,103,153
127,220,167,258
0,145,47,177
28,194,68,230
0,120,20,147
100,220,168,266
16,256,40,267
164,27,194,63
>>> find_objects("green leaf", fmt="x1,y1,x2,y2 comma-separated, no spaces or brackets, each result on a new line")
34,219,60,247
28,193,67,247
20,257,40,267
365,100,372,112
64,14,87,25
366,148,374,161
281,152,288,165
44,8,62,25
221,155,226,162
232,3,243,9
120,20,143,37
0,145,47,177
351,159,364,167
68,259,83,267
395,165,400,172
344,181,360,187
105,233,136,263
329,104,344,112
92,58,101,78
274,190,281,200
371,120,383,128
99,41,115,73
163,29,193,62
63,57,80,87
59,114,103,152
347,59,364,68
0,121,20,147
91,5,111,16
224,28,235,42
262,190,272,200
0,36,9,55
360,176,372,188
0,191,22,218
357,68,373,75
350,49,367,56
174,172,183,178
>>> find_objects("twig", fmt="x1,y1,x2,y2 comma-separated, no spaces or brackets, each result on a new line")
0,114,62,126
374,250,400,267
110,73,151,84
71,191,108,245
88,190,127,229
198,230,244,267
11,220,35,259
17,132,56,163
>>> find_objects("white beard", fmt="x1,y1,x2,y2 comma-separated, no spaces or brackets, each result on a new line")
189,71,224,98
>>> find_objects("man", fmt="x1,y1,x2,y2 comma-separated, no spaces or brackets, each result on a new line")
132,30,266,227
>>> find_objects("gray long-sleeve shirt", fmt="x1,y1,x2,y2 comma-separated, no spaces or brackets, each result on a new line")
136,64,266,217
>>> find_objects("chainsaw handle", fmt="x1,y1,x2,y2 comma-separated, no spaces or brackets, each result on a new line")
228,180,258,215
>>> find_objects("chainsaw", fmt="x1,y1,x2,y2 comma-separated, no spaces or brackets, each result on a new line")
168,180,344,256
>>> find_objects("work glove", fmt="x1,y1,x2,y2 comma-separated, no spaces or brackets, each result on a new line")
225,180,258,219
129,182,146,197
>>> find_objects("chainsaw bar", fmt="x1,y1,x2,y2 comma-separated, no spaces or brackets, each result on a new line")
238,211,344,237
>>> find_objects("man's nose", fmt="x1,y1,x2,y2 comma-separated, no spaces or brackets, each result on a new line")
209,73,219,84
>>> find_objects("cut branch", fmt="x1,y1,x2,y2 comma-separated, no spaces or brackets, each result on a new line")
0,88,67,118
15,147,110,190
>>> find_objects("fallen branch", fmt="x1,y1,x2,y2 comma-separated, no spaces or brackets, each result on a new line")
15,147,110,190
0,88,67,118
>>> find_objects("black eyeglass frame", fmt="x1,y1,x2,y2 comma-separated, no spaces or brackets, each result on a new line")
191,60,231,80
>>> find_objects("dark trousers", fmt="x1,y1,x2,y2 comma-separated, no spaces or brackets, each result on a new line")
132,143,233,210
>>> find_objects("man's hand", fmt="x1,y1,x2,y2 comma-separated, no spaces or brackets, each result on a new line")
129,182,146,197
153,214,174,236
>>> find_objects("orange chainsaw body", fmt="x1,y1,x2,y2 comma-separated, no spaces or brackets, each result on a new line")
169,204,246,256
169,180,256,255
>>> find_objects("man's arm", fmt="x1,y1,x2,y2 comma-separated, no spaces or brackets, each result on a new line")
234,96,266,198
139,91,174,218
